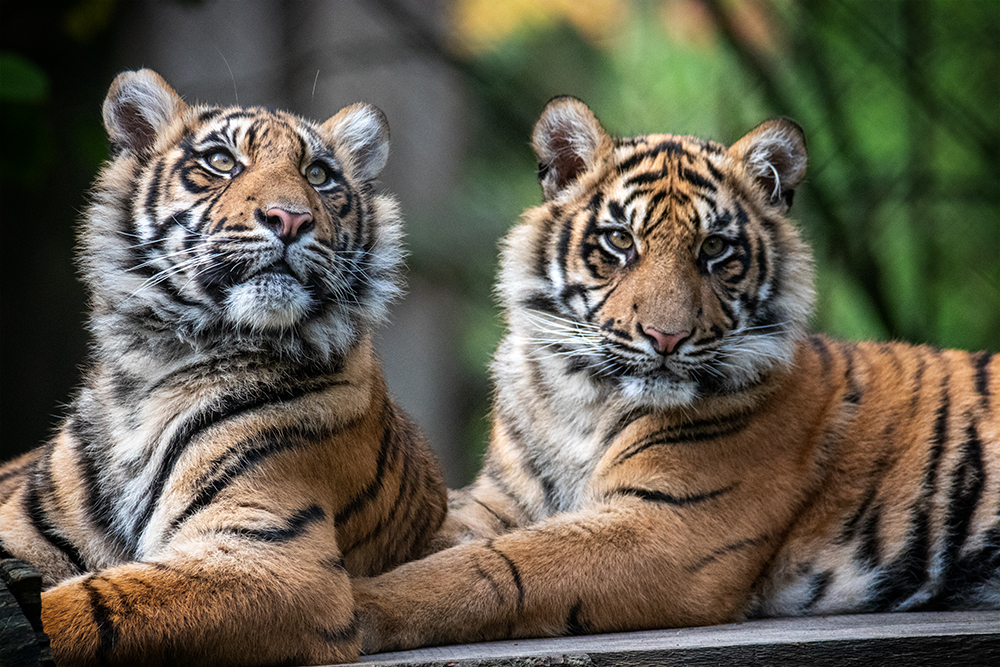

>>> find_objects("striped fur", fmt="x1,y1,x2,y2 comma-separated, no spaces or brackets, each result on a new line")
353,97,999,652
0,70,446,666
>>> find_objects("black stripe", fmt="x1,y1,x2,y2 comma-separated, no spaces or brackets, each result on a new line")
23,466,88,573
688,534,769,573
802,571,833,612
973,350,993,410
868,374,950,610
68,415,131,556
475,499,515,532
533,211,557,278
920,418,986,609
611,414,750,468
339,422,417,560
317,613,358,645
169,423,327,535
940,524,1000,608
840,446,895,546
565,599,587,636
520,292,560,316
135,375,347,541
473,562,505,605
144,157,165,228
486,542,524,608
84,575,118,662
219,504,325,543
680,167,718,193
334,401,395,528
840,344,863,405
496,412,559,512
612,484,735,507
616,140,685,174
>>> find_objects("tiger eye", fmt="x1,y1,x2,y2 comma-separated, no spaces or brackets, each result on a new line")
208,151,236,172
306,163,328,186
607,230,634,251
701,234,727,258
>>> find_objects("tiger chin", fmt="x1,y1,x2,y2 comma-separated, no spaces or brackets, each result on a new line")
353,97,999,653
0,69,447,666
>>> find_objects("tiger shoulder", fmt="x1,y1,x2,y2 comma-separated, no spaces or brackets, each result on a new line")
353,96,999,653
0,69,446,666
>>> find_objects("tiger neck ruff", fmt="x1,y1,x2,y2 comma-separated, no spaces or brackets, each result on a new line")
0,69,446,667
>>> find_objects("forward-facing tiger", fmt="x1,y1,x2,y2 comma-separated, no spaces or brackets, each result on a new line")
0,69,446,666
353,96,999,652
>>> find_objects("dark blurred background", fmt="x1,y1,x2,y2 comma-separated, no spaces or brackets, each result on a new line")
1,0,998,487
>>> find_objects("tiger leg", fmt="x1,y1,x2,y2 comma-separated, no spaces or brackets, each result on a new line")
354,500,759,653
419,479,525,555
42,512,358,666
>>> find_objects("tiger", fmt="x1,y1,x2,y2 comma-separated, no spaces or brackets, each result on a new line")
0,69,447,667
352,96,1000,653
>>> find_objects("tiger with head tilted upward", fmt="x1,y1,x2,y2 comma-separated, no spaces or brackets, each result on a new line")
353,97,999,652
0,69,446,666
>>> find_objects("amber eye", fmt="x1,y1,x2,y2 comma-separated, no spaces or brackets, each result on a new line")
306,163,329,186
606,229,634,251
208,150,236,173
700,234,728,258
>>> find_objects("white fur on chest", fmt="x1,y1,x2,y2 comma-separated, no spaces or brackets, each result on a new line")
501,333,615,515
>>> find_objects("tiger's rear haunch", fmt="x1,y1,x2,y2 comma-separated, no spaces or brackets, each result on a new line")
354,97,999,652
0,69,446,666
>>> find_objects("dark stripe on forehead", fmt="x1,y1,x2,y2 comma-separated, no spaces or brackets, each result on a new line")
616,140,687,174
680,167,719,193
703,156,725,183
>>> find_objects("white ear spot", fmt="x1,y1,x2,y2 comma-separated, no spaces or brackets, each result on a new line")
729,119,808,212
532,96,610,201
102,69,186,154
321,103,390,183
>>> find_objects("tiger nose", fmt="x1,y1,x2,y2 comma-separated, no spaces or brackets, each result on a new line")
643,327,691,355
265,207,314,243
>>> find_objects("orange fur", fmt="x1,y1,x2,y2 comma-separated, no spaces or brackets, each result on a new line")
353,98,999,653
0,70,446,666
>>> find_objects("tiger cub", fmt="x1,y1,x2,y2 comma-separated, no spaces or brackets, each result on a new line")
353,97,999,652
0,69,446,666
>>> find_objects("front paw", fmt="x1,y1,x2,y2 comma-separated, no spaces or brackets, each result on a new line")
352,577,393,654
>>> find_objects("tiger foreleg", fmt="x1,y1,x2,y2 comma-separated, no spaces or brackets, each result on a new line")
354,500,753,653
41,526,358,666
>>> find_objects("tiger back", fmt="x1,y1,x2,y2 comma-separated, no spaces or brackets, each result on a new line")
0,69,446,666
352,97,999,652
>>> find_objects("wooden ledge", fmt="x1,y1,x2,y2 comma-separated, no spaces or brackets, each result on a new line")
348,611,1000,666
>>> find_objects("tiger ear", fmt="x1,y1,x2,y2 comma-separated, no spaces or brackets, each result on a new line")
728,118,807,213
321,103,390,184
532,96,611,201
102,69,187,155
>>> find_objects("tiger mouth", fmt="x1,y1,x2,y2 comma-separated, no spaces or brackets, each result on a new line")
253,260,297,279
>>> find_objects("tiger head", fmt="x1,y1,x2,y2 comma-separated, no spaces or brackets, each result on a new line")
85,69,403,361
500,97,815,409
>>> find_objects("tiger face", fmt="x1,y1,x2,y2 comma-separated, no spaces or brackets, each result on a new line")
502,97,815,408
89,70,402,359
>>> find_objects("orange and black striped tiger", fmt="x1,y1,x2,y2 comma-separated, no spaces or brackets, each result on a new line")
0,69,446,666
352,96,999,652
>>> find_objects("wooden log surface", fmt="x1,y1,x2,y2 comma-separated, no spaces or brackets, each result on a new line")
0,558,55,667
347,611,1000,667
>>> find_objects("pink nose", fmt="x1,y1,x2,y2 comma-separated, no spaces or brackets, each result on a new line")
265,208,313,243
643,327,690,355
